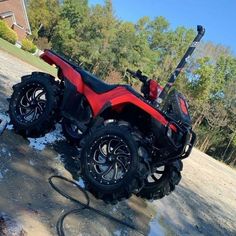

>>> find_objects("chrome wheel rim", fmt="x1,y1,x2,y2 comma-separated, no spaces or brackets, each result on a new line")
16,85,47,124
87,135,132,185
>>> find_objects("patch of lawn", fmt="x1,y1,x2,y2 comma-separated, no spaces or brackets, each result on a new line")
0,38,57,76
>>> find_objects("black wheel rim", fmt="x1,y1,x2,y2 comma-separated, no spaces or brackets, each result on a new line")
64,121,82,139
146,166,165,184
87,135,132,185
16,84,47,124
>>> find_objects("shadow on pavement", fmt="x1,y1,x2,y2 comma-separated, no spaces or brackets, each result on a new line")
0,129,158,235
53,140,157,236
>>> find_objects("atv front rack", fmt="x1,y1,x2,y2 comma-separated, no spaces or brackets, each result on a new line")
0,119,7,136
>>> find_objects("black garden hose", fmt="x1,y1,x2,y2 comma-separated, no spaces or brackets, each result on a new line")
48,175,145,236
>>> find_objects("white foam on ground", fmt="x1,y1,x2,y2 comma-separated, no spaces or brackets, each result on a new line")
0,113,9,122
113,229,122,236
0,113,13,130
0,169,9,181
75,178,85,188
0,212,25,235
54,154,62,161
28,124,65,151
0,113,65,151
29,159,35,166
6,124,13,130
1,147,7,153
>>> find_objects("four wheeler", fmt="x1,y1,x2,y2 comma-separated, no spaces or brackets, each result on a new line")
8,25,205,203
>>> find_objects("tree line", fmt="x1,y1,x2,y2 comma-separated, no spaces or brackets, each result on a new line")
27,0,236,166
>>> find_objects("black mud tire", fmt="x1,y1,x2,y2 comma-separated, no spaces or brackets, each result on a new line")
62,118,83,144
79,122,149,204
9,72,61,137
136,160,183,200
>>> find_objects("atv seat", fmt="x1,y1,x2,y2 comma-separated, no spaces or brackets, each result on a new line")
46,50,118,94
78,69,118,94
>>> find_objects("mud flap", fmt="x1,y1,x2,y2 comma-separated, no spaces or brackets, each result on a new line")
0,119,7,135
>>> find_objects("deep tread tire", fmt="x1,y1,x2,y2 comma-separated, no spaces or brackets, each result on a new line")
136,160,183,200
9,72,61,137
79,122,149,204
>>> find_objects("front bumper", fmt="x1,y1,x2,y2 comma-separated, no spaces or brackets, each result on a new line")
179,129,196,159
166,121,196,159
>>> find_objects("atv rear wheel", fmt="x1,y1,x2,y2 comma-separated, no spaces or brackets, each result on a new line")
9,72,61,137
79,122,148,204
137,160,183,200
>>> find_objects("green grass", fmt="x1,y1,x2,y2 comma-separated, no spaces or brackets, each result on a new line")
0,38,57,76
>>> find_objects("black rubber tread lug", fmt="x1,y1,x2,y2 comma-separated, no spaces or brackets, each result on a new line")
79,122,149,204
136,160,183,200
9,72,61,137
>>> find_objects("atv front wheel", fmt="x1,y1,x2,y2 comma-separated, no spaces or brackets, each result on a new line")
9,72,61,137
79,123,148,204
136,160,183,200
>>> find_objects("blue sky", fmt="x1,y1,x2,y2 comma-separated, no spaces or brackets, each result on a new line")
89,0,236,54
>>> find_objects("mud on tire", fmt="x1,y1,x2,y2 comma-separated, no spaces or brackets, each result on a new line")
136,160,183,200
79,122,149,204
9,72,61,137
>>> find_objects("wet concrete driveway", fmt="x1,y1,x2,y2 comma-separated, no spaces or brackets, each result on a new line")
1,49,236,236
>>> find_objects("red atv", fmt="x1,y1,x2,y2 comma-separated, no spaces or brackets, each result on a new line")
9,26,205,203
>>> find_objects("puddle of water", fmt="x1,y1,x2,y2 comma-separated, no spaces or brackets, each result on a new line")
148,215,165,236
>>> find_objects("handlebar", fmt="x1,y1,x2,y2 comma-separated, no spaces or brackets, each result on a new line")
126,69,136,77
126,69,148,83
